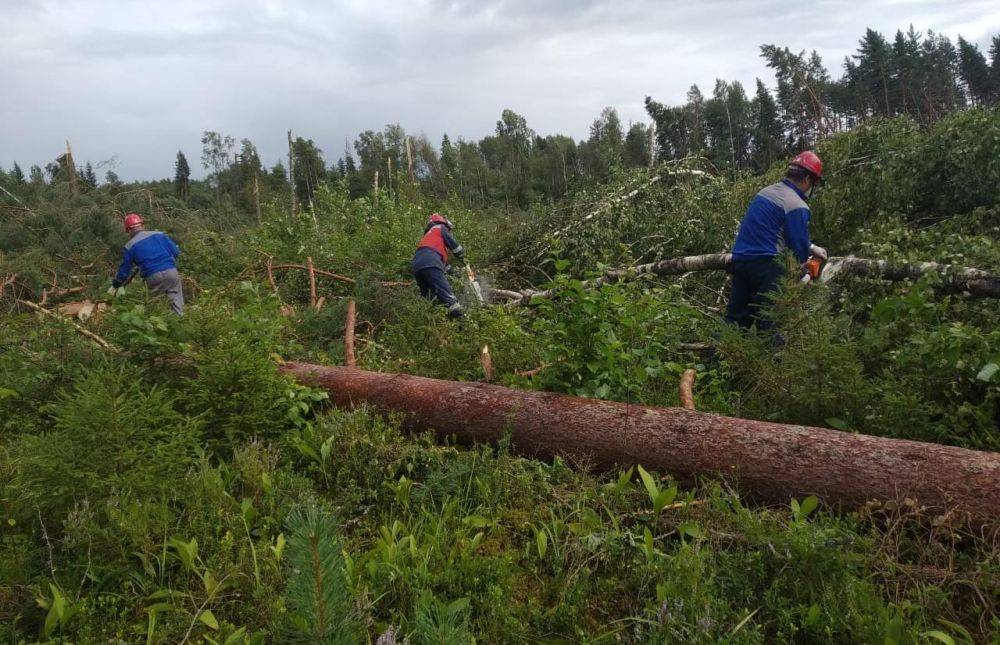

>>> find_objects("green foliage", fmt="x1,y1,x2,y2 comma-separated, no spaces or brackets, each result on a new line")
3,98,1000,644
12,362,201,519
282,502,359,643
529,274,723,407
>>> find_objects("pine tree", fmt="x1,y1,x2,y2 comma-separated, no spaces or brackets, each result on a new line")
990,35,1000,103
622,122,651,168
750,79,785,172
11,162,25,184
852,29,896,116
704,80,751,172
957,37,993,104
291,137,326,207
174,150,191,199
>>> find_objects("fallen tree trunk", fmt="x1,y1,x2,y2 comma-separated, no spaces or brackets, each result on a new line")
491,253,1000,304
281,363,1000,524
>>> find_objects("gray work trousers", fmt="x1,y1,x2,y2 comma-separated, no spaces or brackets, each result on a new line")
145,268,184,315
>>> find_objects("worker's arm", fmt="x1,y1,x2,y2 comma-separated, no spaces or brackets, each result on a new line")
165,234,180,258
112,247,134,288
442,228,465,259
783,207,812,264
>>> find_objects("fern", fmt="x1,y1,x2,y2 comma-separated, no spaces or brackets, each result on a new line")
283,502,358,644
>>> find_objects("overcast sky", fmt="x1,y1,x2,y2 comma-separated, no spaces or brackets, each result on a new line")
2,0,998,180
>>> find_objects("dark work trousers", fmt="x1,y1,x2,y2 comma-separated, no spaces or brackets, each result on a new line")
145,268,185,316
414,266,464,318
725,257,784,332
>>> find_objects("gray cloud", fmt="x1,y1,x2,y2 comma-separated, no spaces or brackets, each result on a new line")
1,0,998,180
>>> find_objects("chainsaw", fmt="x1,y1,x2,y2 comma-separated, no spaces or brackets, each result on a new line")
465,262,485,304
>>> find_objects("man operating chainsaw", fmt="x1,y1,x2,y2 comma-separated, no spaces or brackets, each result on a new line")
724,151,828,332
412,213,466,319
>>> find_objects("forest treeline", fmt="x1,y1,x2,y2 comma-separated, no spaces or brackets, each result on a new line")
3,24,999,215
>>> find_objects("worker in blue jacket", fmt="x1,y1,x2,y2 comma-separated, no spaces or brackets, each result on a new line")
108,213,184,315
725,151,828,331
412,213,465,318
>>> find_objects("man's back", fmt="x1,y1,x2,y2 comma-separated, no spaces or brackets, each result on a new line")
732,179,811,263
122,230,179,278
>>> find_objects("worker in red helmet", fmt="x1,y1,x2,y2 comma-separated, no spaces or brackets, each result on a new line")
108,213,185,315
725,151,827,333
412,213,466,318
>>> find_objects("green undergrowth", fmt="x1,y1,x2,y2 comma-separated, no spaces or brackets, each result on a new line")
2,108,1000,642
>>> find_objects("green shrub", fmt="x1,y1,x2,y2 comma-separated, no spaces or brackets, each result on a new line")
11,361,201,521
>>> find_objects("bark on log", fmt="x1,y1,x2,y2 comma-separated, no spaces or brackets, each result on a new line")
280,363,1000,524
492,253,1000,304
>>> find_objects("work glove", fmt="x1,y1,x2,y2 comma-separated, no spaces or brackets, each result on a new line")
453,246,465,261
445,264,456,276
809,244,828,261
107,285,126,297
107,285,116,296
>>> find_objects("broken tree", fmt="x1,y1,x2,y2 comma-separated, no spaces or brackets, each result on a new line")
491,253,1000,304
280,363,1000,524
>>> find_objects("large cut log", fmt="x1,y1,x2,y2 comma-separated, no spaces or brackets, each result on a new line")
492,253,1000,304
281,363,1000,524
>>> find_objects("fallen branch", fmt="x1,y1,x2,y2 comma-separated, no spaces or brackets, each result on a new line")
514,364,549,378
281,363,1000,526
17,299,118,352
679,369,696,410
344,298,357,367
267,263,356,284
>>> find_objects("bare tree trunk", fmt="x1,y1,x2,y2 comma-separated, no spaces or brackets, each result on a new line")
344,298,356,367
492,253,1000,304
480,344,494,382
281,363,1000,525
65,141,78,197
648,122,657,168
287,130,297,218
406,137,415,181
679,369,696,410
306,256,317,308
253,173,262,225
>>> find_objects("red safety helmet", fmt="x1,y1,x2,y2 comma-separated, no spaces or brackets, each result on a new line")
429,213,453,229
789,151,823,180
123,213,144,231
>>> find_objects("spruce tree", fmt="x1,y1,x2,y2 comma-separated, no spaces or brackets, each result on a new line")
83,162,98,188
11,162,25,184
174,150,191,199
